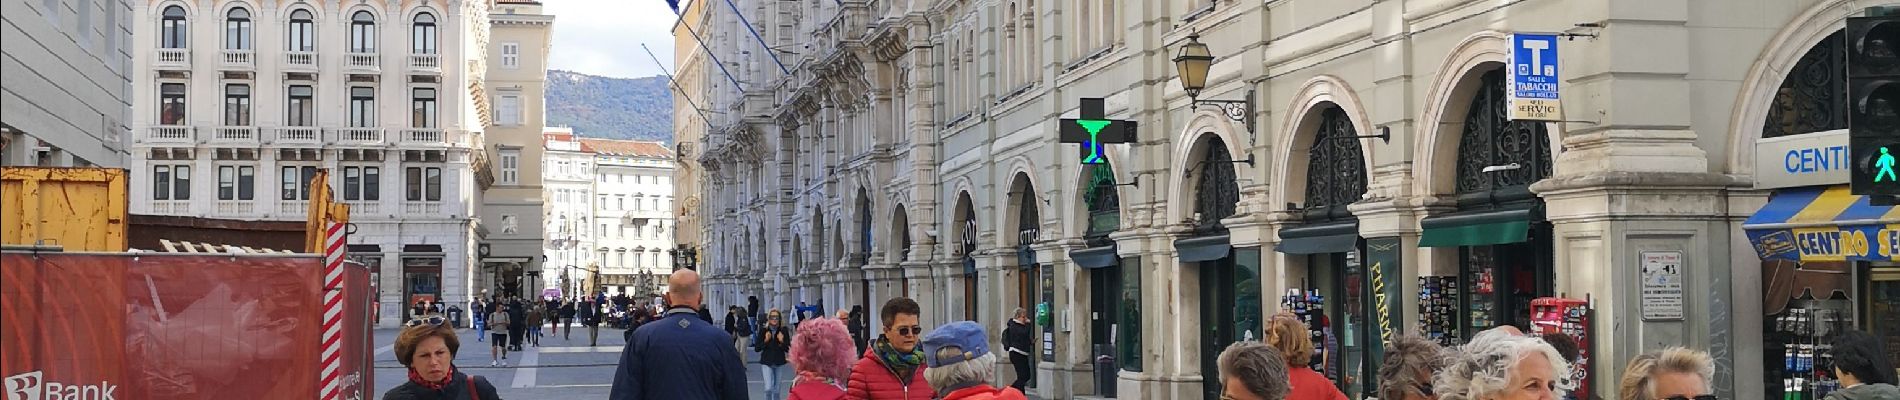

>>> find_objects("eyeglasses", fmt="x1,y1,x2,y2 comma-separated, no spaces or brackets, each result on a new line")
405,316,446,327
1664,396,1717,400
895,325,923,337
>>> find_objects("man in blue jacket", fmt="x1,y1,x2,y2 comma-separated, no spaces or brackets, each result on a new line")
609,269,748,400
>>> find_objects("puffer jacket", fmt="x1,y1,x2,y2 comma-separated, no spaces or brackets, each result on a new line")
843,348,934,400
788,380,847,400
939,385,1028,400
1824,383,1900,400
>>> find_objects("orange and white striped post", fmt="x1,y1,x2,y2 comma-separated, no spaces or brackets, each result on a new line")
319,220,346,400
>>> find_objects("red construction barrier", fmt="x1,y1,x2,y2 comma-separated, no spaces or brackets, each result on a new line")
0,252,369,399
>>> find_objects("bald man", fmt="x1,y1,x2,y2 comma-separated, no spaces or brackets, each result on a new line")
610,270,749,400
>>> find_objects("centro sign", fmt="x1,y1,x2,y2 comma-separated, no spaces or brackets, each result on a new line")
1755,130,1849,189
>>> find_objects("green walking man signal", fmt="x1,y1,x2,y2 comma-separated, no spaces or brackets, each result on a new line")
1059,98,1135,164
1879,147,1898,182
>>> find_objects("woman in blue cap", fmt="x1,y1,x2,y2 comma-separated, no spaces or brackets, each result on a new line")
920,321,1028,400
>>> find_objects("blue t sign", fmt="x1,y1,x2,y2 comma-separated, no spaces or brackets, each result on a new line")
1508,33,1562,121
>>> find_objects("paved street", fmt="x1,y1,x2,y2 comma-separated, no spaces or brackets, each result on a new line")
371,323,793,399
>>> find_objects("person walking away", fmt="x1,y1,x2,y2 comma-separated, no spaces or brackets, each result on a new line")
920,321,1028,400
844,297,935,400
1217,341,1291,400
608,269,748,400
508,299,527,351
757,309,792,400
1822,331,1899,400
580,297,602,346
487,305,512,366
848,306,868,355
727,306,746,361
1002,308,1035,391
560,300,577,340
525,305,544,347
788,317,855,400
382,322,503,400
1263,314,1347,400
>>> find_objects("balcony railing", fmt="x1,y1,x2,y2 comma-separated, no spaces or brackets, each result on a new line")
336,128,384,145
405,201,442,214
150,200,188,215
215,200,256,215
142,126,193,144
279,200,309,216
346,53,379,72
401,129,444,144
221,49,254,69
210,126,257,145
155,49,189,69
283,51,317,70
274,127,321,145
408,54,440,72
345,200,381,215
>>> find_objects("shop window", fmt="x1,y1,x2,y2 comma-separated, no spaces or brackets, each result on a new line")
1118,256,1142,372
1084,163,1121,245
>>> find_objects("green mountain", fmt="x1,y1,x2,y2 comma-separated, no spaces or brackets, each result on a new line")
545,70,673,143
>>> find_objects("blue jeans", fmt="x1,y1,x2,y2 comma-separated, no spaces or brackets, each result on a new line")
475,319,486,341
760,364,785,400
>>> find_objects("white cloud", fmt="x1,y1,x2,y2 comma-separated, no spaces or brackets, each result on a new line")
543,0,680,79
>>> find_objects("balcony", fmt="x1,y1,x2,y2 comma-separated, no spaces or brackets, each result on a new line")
215,200,256,215
150,200,189,215
209,126,258,145
273,127,322,145
154,49,190,69
404,201,442,214
335,128,385,146
279,200,309,216
408,54,440,73
346,53,380,73
141,126,194,145
344,200,381,215
283,51,318,72
221,49,255,69
400,128,445,145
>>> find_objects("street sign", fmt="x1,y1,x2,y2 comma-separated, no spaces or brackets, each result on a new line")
1507,33,1562,121
1848,15,1900,195
1060,98,1136,164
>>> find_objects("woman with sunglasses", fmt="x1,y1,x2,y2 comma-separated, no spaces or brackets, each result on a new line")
1435,329,1572,400
759,309,792,400
845,297,936,400
1615,347,1716,400
382,321,503,400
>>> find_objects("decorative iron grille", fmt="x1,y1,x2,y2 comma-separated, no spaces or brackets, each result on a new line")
1194,138,1240,235
1763,30,1847,139
1303,106,1368,221
1454,70,1554,198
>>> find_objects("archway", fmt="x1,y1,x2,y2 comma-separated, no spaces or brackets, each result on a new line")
954,191,979,321
1276,102,1374,396
1177,133,1257,400
1005,172,1047,366
1071,161,1133,375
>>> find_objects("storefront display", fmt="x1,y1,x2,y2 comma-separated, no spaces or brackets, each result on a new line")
1419,276,1461,346
1766,299,1854,400
1531,297,1593,400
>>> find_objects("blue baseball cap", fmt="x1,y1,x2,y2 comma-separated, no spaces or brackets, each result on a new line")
922,321,991,368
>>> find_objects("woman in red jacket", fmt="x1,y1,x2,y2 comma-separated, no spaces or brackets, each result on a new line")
844,297,935,400
1265,313,1348,400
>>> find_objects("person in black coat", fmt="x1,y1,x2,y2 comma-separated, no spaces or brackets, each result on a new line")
847,305,868,355
507,299,527,351
1003,307,1036,391
383,323,502,400
559,300,577,340
754,309,792,400
580,297,602,346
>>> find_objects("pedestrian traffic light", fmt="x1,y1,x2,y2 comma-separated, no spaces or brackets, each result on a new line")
1849,14,1900,195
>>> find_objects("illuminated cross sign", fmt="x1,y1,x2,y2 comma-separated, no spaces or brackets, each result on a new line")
1059,98,1135,164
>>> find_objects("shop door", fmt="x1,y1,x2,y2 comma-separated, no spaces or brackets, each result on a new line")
1459,223,1554,337
1198,250,1262,400
1090,263,1122,365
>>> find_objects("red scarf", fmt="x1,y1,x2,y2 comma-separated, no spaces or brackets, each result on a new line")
407,366,455,390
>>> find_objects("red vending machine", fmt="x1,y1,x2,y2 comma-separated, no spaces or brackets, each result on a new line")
1531,297,1592,399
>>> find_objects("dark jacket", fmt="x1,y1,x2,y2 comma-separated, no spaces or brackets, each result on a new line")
381,372,501,400
580,301,600,325
698,307,715,324
1824,383,1900,400
1002,319,1033,357
610,307,749,400
560,303,576,319
756,324,791,366
725,312,741,334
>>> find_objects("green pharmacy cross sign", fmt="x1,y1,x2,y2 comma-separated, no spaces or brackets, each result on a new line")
1060,98,1136,164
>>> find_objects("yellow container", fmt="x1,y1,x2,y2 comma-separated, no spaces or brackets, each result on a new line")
0,167,128,251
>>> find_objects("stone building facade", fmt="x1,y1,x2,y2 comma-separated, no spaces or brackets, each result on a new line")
689,0,1871,398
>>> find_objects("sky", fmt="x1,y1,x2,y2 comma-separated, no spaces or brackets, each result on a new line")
543,0,680,79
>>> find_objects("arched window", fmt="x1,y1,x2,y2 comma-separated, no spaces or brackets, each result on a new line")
893,207,911,262
287,9,315,52
160,6,187,49
1084,162,1121,244
1303,107,1369,220
958,194,978,321
349,11,376,53
412,12,437,54
1763,30,1847,139
1192,137,1239,235
225,8,251,50
1454,69,1553,202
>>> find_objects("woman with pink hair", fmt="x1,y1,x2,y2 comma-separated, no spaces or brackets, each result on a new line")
788,317,857,400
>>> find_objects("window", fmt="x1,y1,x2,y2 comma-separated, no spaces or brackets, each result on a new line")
225,8,251,50
217,165,255,200
343,166,380,201
496,94,521,125
287,85,314,126
153,165,191,200
159,83,186,125
406,167,442,201
412,13,437,54
501,42,520,68
161,6,187,49
349,87,375,127
281,166,316,200
500,149,520,184
412,88,437,128
224,84,251,126
349,11,375,53
287,10,314,52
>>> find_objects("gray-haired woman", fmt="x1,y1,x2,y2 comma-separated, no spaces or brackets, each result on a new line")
1379,335,1449,400
1435,330,1573,400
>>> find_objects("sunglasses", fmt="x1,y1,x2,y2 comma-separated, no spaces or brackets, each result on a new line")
1413,382,1435,397
1664,396,1717,400
894,325,923,337
405,316,446,327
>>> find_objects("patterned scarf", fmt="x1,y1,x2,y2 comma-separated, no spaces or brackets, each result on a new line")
407,366,454,390
871,335,924,379
793,370,844,390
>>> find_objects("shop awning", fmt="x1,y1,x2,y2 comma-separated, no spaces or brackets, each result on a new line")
1175,235,1232,262
1069,246,1119,269
1744,185,1900,262
1275,222,1360,254
1417,209,1533,248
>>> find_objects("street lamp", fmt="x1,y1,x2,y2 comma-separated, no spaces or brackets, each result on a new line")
1173,33,1255,134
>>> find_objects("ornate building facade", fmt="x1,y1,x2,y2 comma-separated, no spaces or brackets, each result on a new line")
689,0,1875,398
